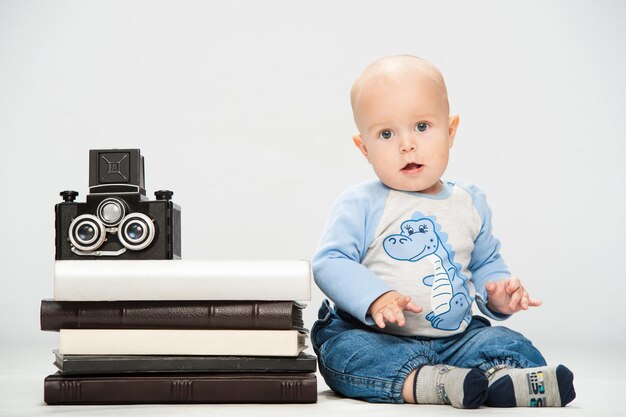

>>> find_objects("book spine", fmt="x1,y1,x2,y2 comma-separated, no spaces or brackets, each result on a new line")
54,260,311,301
41,300,300,330
54,352,318,374
58,329,306,356
44,374,317,404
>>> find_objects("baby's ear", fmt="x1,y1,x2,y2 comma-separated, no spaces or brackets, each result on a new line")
352,135,369,158
448,115,460,148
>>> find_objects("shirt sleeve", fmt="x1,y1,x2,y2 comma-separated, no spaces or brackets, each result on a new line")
462,184,512,321
312,182,392,325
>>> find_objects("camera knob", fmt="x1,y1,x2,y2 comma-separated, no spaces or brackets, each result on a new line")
155,190,173,201
60,190,79,202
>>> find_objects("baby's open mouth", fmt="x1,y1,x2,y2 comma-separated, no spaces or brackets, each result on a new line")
401,163,423,173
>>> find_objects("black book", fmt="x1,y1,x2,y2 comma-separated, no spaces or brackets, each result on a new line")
54,350,317,374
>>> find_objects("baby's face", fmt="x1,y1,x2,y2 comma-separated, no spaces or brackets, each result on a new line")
352,69,458,193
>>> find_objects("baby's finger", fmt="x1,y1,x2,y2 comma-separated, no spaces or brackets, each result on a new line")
398,297,423,313
528,297,542,307
485,282,497,294
406,301,423,313
382,308,397,324
374,312,386,328
396,296,412,309
395,309,406,327
505,277,521,295
520,291,530,310
508,288,524,310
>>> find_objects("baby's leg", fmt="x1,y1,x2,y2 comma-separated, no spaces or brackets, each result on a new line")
486,365,575,407
312,301,486,407
403,365,488,409
312,301,436,403
315,325,437,403
438,317,575,407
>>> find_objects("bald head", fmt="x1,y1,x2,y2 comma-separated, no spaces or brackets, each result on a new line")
350,56,450,129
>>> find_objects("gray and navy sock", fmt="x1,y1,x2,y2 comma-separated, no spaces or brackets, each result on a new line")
413,364,488,409
486,365,576,407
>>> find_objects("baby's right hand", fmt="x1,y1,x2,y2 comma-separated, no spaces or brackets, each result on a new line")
369,290,422,328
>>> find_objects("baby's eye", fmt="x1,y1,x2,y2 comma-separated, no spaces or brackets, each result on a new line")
379,129,393,140
415,122,428,132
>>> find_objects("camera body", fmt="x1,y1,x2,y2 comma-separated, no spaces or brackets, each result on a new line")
55,149,181,260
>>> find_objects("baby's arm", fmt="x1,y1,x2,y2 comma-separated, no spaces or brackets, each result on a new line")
462,184,539,319
369,290,422,328
313,183,402,325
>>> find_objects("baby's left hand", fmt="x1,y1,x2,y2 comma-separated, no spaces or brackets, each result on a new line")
485,277,542,315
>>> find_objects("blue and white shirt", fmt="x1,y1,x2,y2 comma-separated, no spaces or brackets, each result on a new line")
313,179,511,338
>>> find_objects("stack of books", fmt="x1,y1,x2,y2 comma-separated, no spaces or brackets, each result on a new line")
41,259,317,404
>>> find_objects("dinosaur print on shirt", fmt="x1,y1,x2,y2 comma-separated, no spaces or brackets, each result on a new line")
383,212,473,331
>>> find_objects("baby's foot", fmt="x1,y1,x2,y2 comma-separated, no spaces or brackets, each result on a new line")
486,365,575,407
414,364,488,409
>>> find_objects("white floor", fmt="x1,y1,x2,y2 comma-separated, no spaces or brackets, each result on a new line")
1,342,623,417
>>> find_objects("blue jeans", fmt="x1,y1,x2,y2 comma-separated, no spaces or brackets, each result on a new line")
311,299,547,404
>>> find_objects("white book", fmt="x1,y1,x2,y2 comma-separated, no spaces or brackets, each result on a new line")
59,329,307,356
54,260,311,301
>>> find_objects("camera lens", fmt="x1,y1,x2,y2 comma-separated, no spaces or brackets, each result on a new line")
127,223,144,240
97,198,126,226
68,214,106,252
77,224,96,242
118,213,155,251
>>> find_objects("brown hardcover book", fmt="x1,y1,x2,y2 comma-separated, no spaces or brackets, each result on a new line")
44,372,317,404
40,300,304,330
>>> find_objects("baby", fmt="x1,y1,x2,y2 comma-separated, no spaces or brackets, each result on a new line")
311,55,575,408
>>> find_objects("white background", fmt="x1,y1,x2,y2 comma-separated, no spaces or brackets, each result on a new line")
1,0,625,400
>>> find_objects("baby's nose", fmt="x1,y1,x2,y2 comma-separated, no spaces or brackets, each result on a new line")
399,135,416,153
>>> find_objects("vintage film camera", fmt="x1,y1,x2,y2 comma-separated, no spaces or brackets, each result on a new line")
55,149,181,260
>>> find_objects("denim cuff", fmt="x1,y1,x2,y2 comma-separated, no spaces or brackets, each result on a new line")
391,354,437,403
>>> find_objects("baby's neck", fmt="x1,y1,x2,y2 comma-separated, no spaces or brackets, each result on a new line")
416,180,443,195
